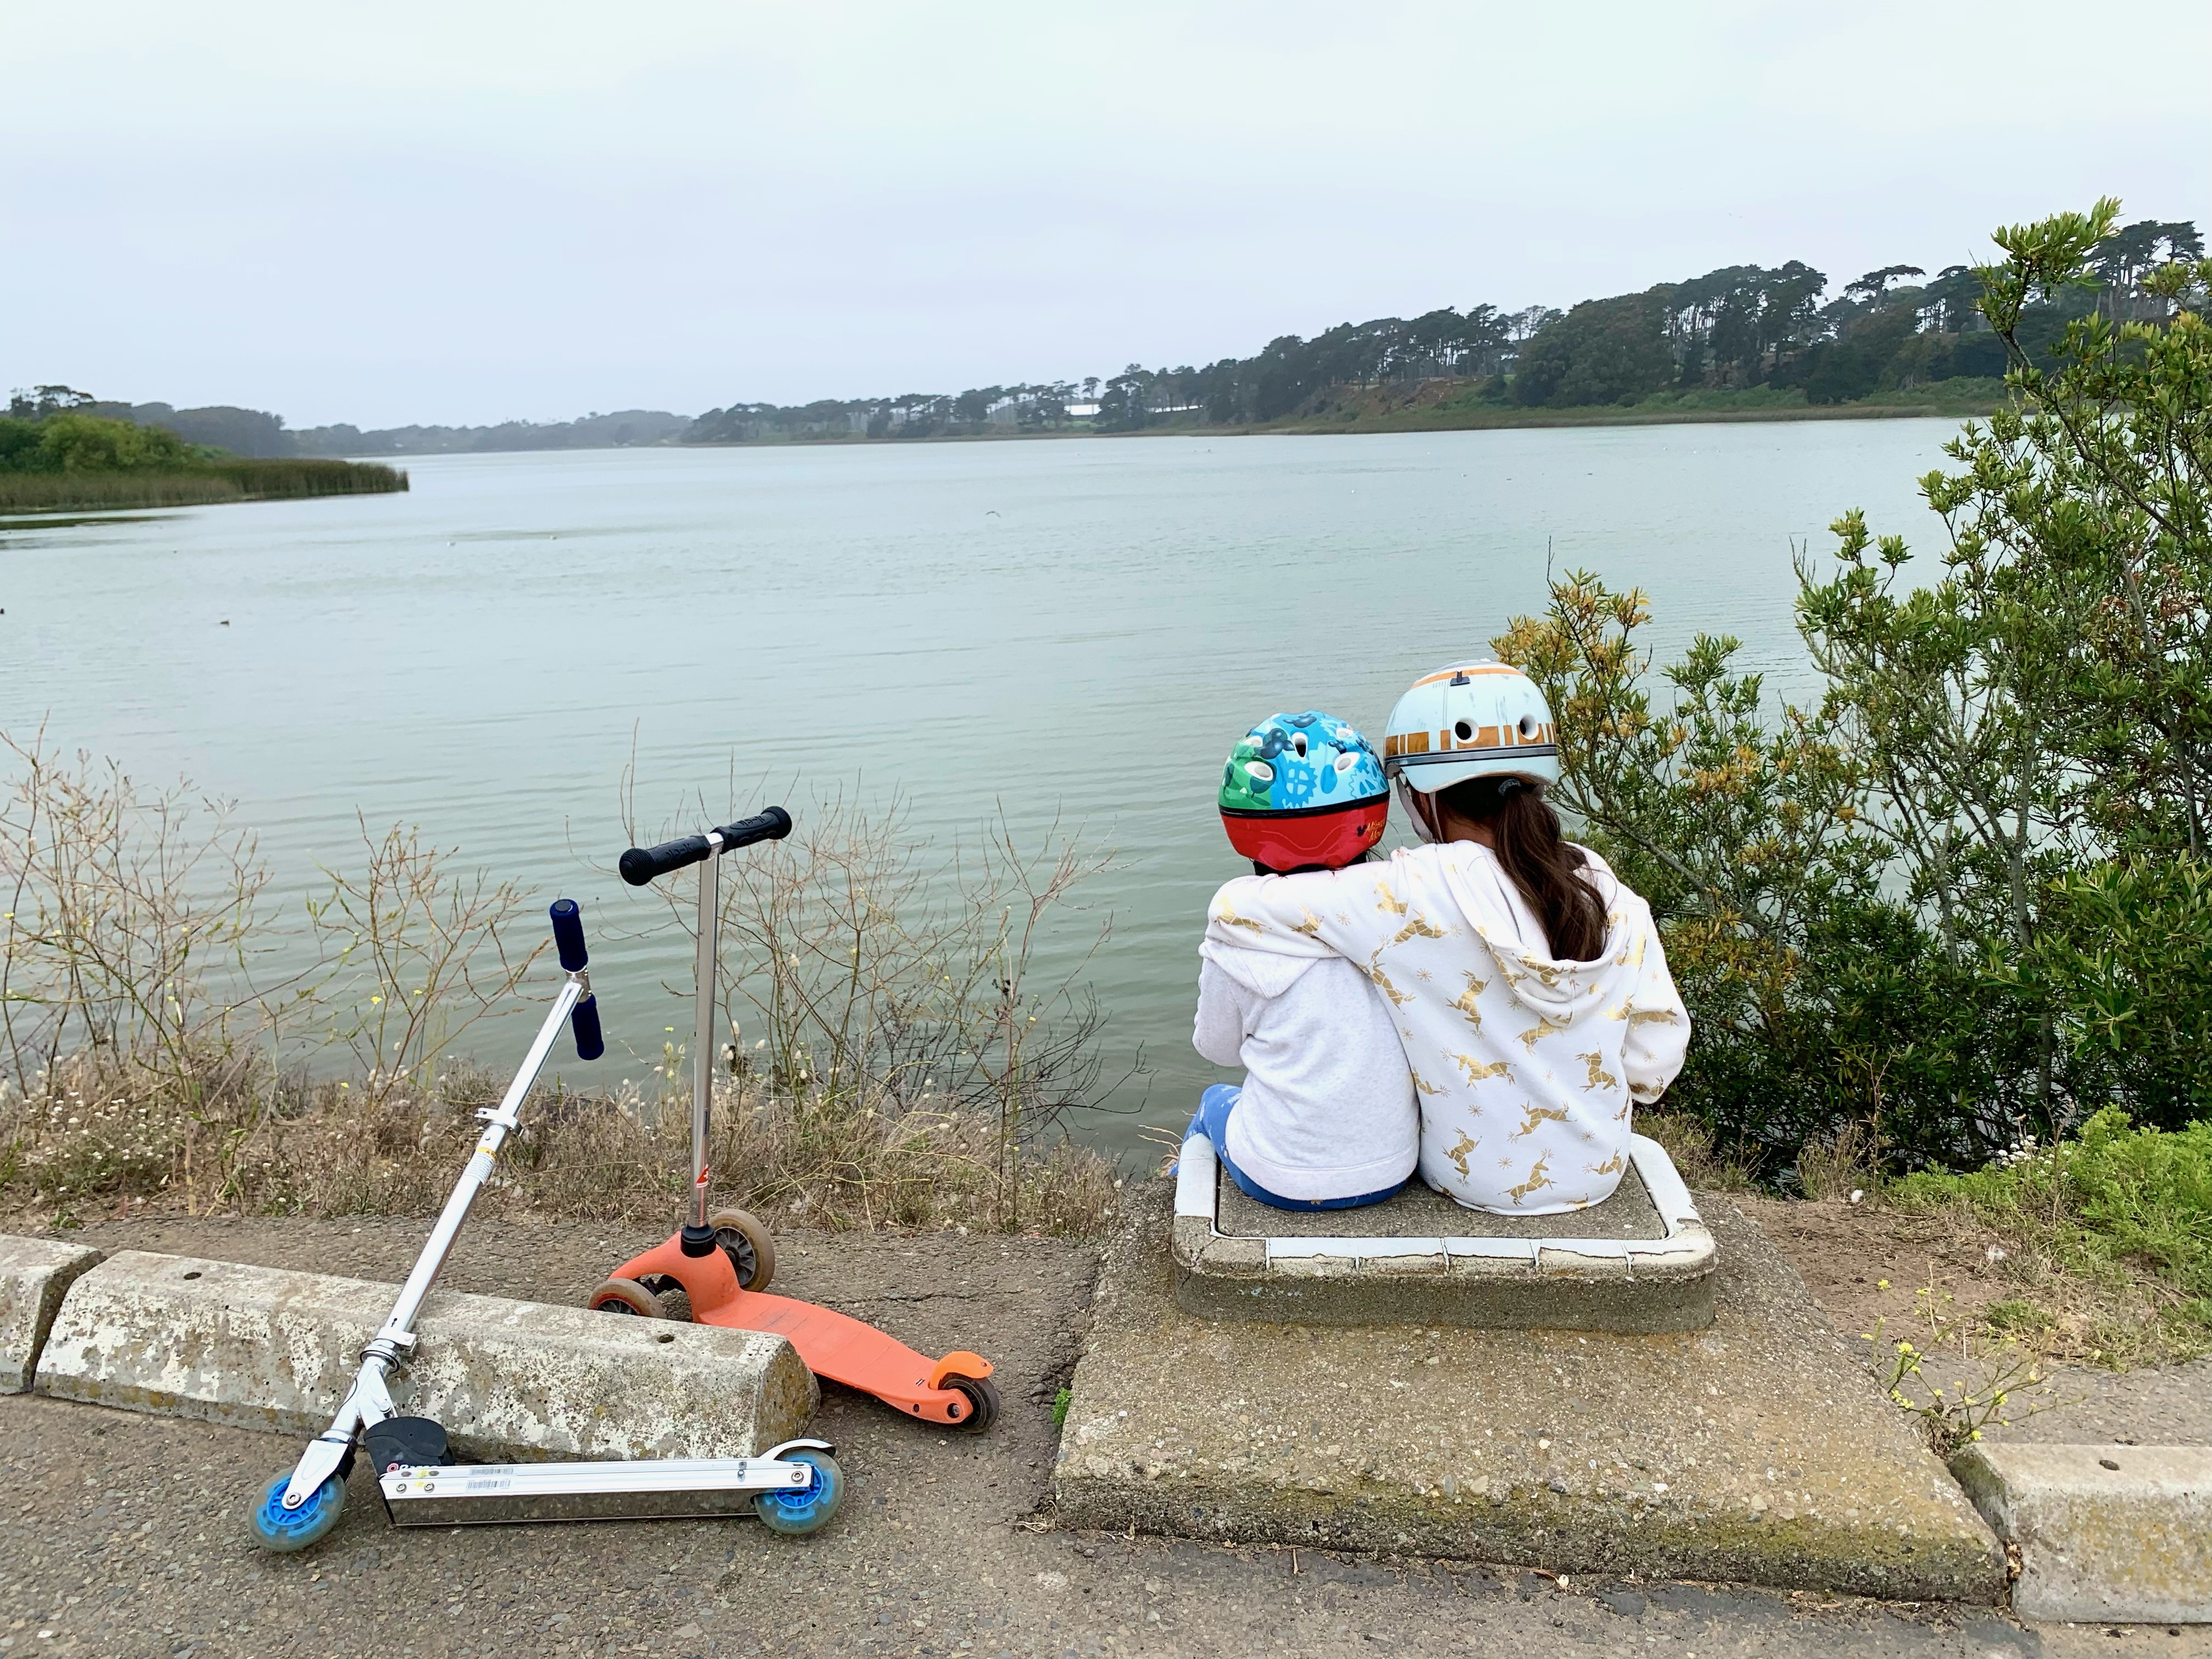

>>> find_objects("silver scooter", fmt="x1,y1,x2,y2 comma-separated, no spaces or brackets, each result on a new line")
249,886,843,1551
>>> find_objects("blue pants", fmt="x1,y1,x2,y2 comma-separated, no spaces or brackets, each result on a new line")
1186,1083,1404,1212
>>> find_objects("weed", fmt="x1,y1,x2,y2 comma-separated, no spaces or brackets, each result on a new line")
1861,1272,2056,1456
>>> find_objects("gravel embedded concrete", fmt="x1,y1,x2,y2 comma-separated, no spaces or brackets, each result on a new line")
0,1235,101,1393
1063,1183,2005,1601
35,1250,815,1460
1953,1443,2212,1623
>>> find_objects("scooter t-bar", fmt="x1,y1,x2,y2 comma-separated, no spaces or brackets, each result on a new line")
620,808,792,1249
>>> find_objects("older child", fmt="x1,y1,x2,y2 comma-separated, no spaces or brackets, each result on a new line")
1189,710,1417,1211
1204,665,1689,1214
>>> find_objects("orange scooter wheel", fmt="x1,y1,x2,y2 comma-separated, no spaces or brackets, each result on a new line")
588,1276,664,1317
942,1372,999,1433
707,1208,776,1291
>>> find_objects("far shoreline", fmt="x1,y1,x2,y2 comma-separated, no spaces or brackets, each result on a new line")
670,396,2000,452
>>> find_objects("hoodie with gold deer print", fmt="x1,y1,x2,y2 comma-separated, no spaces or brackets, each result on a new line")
1204,841,1688,1214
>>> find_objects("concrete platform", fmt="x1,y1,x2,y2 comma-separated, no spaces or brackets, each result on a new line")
0,1234,103,1392
1173,1132,1714,1330
1953,1443,2212,1622
35,1249,817,1460
1058,1181,2005,1601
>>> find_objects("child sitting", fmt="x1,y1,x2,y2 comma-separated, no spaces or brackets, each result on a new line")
1204,664,1690,1214
1188,711,1418,1210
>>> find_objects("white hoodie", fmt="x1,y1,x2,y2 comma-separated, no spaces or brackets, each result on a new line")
1204,842,1689,1214
1192,942,1418,1203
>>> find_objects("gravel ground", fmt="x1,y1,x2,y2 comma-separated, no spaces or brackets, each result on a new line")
1,1208,2207,1657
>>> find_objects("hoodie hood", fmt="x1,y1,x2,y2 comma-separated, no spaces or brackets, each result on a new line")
1199,936,1320,1000
1434,843,1625,1020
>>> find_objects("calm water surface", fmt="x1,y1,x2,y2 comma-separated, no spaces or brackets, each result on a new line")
0,424,1961,1154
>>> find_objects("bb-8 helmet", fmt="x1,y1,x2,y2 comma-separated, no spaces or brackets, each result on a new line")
1381,661,1560,796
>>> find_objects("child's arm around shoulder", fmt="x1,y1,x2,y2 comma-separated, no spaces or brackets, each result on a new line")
1205,861,1398,961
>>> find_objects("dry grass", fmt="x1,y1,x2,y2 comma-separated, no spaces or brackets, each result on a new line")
1634,1109,1755,1192
0,1051,1124,1238
0,738,1131,1239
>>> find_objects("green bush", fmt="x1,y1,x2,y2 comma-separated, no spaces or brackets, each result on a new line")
1498,201,2212,1174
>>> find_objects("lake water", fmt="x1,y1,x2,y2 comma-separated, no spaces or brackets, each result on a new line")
0,422,1963,1155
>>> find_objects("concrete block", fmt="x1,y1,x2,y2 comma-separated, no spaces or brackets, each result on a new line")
1061,1181,2005,1602
35,1250,817,1461
1172,1135,1714,1331
1951,1443,2212,1623
0,1234,103,1393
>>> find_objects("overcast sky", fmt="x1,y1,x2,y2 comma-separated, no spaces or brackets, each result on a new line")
9,1,2207,429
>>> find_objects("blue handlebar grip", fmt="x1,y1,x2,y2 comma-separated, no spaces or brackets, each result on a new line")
549,898,589,971
570,993,604,1060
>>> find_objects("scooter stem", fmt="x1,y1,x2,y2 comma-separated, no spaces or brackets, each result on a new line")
686,831,724,1243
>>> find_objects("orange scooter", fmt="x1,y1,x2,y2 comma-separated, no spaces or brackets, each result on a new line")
586,808,998,1431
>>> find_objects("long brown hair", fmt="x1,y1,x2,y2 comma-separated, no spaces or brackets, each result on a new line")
1435,776,1604,961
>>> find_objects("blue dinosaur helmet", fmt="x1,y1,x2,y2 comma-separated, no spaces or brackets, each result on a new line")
1218,710,1391,870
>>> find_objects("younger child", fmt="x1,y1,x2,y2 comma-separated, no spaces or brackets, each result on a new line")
1188,711,1417,1210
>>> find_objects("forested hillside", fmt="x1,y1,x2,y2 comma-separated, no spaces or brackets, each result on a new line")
687,216,2202,441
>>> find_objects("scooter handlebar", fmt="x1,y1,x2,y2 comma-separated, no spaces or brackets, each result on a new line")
547,900,605,1059
549,898,590,971
618,806,792,887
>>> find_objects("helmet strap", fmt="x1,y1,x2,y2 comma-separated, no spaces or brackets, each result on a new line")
1397,777,1442,844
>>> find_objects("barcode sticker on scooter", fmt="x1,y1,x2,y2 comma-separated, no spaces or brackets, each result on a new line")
464,1477,512,1492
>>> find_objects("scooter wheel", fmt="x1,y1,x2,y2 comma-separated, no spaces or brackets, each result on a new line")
250,1467,346,1553
943,1373,999,1434
754,1448,843,1537
587,1277,664,1317
707,1207,776,1292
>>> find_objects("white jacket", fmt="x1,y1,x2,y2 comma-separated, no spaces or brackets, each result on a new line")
1204,842,1689,1214
1192,943,1418,1203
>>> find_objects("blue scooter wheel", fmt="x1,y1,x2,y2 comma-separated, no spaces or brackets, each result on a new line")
250,1467,346,1553
753,1449,843,1537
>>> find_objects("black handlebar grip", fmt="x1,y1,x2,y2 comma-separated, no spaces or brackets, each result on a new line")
570,992,604,1060
712,805,793,850
617,806,793,886
619,833,712,886
549,898,589,971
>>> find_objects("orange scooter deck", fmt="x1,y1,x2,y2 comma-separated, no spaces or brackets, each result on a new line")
607,1234,994,1428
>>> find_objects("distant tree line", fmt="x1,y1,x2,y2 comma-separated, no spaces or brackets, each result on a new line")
291,409,691,456
1,388,692,461
685,383,1090,444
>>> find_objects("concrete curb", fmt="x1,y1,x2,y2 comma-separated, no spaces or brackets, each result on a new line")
35,1249,819,1461
0,1234,104,1393
1952,1443,2211,1623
